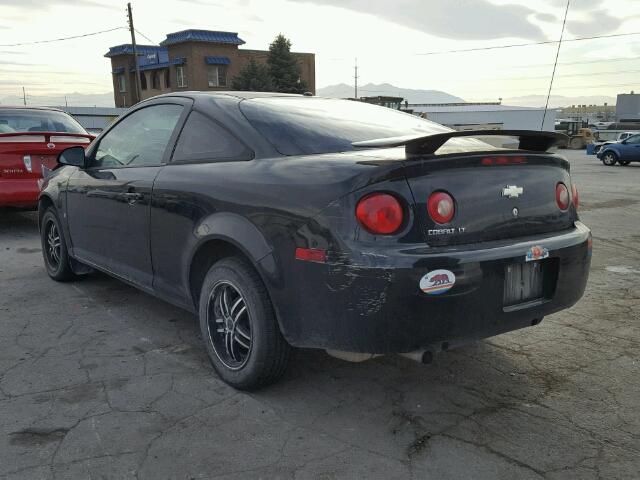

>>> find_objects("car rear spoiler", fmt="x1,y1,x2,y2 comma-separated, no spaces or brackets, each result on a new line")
352,129,568,155
0,131,96,143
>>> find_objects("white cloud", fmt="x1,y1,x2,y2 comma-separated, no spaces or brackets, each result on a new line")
290,0,546,40
0,0,637,102
567,9,623,37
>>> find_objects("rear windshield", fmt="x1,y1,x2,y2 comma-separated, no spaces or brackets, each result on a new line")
0,109,87,134
240,97,450,155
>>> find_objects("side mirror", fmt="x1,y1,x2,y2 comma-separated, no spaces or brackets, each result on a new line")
58,146,86,168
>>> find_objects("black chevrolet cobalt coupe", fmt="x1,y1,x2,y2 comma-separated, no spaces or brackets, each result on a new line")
39,92,591,389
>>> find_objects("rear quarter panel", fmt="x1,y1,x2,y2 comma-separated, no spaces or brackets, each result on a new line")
149,152,401,310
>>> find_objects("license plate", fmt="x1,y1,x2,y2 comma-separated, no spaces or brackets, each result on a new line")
504,261,544,306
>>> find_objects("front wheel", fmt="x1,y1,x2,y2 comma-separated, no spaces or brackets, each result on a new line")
198,257,291,390
40,208,76,281
601,152,618,166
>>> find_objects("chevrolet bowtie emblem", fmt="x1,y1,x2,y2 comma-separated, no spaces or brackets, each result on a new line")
502,185,523,198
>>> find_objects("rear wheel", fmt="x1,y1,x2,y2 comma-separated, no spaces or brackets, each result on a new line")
601,152,618,166
198,257,290,390
40,208,76,281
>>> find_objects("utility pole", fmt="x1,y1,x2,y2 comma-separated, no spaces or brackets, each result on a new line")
22,87,26,106
354,58,359,99
127,2,142,104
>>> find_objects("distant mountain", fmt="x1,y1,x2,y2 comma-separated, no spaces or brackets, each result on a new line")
0,92,115,108
502,94,617,109
317,83,465,104
4,88,613,110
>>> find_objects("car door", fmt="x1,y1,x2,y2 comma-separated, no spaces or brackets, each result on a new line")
620,134,640,160
149,108,255,307
66,100,191,288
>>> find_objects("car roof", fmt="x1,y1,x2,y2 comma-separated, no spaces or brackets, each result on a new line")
150,91,308,102
0,105,65,112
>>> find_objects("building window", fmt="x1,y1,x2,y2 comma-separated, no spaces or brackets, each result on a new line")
164,70,170,89
140,73,147,90
117,74,126,92
152,71,161,90
176,66,187,88
207,65,227,87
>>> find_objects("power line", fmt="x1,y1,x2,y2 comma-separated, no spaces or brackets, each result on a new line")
0,27,126,47
415,30,640,56
506,68,640,82
358,82,637,97
134,28,156,45
542,0,570,130
512,56,640,69
358,68,640,91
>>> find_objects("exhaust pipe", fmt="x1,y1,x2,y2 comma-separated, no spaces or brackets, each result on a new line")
326,347,437,365
399,349,434,364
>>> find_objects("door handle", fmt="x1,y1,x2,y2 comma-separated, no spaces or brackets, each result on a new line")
123,192,143,204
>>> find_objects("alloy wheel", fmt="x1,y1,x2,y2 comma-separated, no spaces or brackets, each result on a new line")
602,153,617,166
206,280,252,370
45,220,61,269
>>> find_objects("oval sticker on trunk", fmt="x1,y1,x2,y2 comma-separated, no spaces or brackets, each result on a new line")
420,269,455,295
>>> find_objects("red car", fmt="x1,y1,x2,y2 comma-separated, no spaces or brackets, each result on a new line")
0,106,94,209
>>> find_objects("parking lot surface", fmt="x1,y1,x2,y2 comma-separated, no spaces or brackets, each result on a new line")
1,150,638,479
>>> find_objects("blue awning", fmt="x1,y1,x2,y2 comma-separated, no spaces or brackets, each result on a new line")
205,56,230,65
171,57,186,65
136,62,170,72
111,67,125,74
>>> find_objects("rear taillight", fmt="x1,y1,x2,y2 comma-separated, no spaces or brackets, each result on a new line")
356,193,404,235
481,156,526,166
556,183,570,210
571,184,579,210
427,191,455,224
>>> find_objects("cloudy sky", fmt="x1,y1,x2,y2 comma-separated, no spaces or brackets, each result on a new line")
0,0,638,105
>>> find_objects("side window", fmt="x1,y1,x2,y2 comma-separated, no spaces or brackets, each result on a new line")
172,111,252,162
92,104,183,168
626,134,640,144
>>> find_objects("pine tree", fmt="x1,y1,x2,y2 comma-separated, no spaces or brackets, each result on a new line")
232,58,274,92
267,34,308,94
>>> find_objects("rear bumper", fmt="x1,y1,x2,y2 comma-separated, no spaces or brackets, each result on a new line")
0,178,39,208
270,222,591,353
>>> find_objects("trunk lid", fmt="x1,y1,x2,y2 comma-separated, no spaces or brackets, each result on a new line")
403,153,576,246
0,132,92,180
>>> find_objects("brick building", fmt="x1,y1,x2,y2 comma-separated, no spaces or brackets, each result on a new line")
105,29,315,107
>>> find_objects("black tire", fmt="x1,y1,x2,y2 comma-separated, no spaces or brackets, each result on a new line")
601,151,618,166
40,208,76,282
618,160,631,166
198,257,290,390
